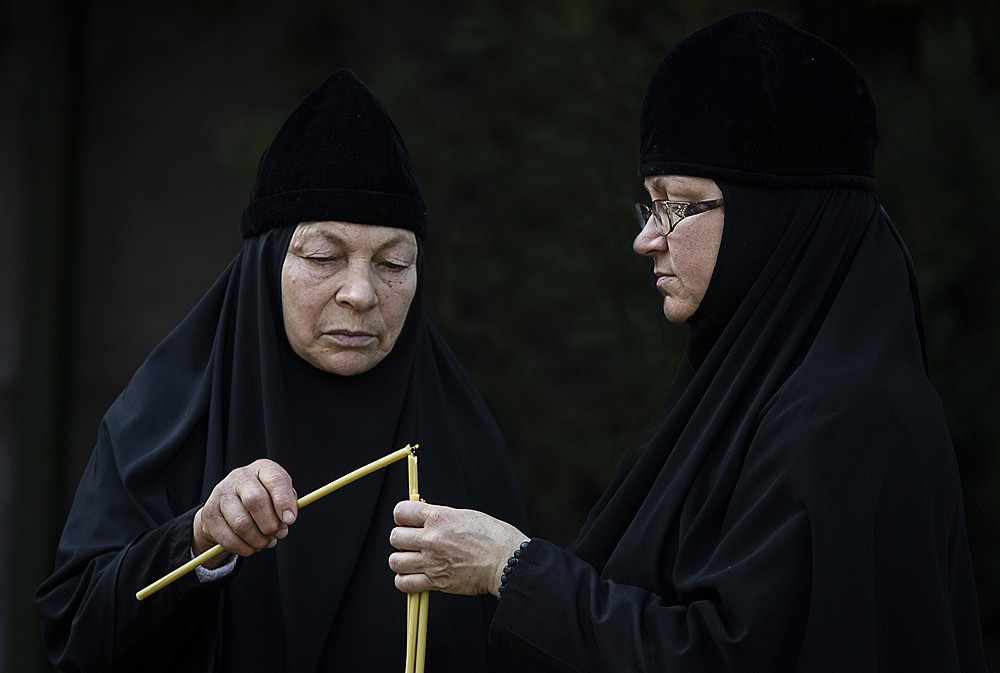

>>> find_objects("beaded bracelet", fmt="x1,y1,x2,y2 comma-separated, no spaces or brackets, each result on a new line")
497,540,531,599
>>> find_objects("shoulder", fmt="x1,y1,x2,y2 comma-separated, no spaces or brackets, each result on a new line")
752,359,954,496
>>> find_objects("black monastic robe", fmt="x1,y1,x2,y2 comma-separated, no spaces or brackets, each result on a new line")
490,185,988,672
36,225,527,672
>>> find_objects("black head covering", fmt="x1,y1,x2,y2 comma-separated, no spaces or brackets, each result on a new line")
639,11,878,190
241,69,428,238
36,71,524,672
563,12,986,670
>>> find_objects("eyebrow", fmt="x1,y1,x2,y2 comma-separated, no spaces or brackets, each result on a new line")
646,176,700,198
310,229,417,253
647,176,669,193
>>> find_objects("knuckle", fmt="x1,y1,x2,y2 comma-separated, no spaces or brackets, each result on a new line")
230,513,257,536
424,508,445,526
423,530,445,549
258,519,282,536
241,488,270,510
226,465,251,482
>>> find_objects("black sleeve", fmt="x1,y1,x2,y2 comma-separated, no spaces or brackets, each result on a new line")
488,389,988,673
114,508,237,669
36,492,236,672
489,539,679,673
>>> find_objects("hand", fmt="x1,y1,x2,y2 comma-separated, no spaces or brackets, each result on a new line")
388,501,527,597
192,459,298,568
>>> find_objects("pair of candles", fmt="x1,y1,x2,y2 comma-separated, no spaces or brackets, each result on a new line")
405,451,429,673
135,444,429,672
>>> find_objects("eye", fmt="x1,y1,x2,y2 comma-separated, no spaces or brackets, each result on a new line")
293,250,347,274
308,254,338,266
296,247,336,262
376,260,413,274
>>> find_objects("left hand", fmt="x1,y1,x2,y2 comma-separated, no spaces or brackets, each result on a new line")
388,500,527,597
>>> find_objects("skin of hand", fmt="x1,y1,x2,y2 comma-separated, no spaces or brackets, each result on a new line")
388,501,527,597
192,459,299,568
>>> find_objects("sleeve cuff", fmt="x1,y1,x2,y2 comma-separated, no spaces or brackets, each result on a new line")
191,549,238,582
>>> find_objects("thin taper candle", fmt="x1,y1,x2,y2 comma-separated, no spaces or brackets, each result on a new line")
136,444,418,601
405,453,419,672
405,451,428,672
415,591,429,673
405,592,418,673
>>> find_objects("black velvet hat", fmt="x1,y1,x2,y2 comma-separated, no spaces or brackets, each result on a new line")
639,11,878,190
241,69,428,238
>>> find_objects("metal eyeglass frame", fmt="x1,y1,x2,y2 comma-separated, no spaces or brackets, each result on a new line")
633,198,725,236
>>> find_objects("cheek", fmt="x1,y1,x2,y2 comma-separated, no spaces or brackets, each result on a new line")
281,271,323,343
688,245,721,291
675,227,723,294
378,279,417,346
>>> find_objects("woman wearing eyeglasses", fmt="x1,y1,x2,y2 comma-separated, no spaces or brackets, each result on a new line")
389,11,988,672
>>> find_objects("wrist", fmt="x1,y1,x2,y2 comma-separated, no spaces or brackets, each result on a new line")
192,508,232,569
495,539,532,599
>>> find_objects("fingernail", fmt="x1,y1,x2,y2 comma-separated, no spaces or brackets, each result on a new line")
267,538,277,548
283,510,295,524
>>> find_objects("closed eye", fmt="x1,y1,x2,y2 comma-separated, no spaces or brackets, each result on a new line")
376,260,414,276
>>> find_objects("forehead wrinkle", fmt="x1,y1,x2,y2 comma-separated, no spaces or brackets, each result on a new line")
299,225,416,255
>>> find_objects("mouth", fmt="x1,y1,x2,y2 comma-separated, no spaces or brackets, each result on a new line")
654,273,676,293
322,329,378,348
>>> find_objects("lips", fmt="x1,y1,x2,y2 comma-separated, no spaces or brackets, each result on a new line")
322,329,377,348
654,272,676,294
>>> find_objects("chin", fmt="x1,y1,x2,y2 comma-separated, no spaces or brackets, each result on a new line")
310,351,383,377
661,299,696,324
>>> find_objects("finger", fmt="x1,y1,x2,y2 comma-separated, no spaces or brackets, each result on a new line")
392,499,437,527
219,492,273,552
201,501,257,557
388,525,425,552
393,570,433,594
254,459,298,525
232,473,286,539
387,549,423,574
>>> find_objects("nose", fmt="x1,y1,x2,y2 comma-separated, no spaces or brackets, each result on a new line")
335,261,378,311
633,217,668,256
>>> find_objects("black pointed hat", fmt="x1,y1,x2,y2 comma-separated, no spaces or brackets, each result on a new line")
639,11,878,190
241,69,428,238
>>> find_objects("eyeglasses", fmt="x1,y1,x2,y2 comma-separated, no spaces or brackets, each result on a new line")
633,198,724,236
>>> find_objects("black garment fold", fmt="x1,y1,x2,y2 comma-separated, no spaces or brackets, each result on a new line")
491,187,987,671
36,225,527,672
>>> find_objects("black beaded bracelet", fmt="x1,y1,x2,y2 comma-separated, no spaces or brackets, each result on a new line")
497,540,531,599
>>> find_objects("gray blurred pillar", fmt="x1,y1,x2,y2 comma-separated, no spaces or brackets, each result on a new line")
9,0,83,671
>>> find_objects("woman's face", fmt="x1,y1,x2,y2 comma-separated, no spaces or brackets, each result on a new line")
633,174,725,323
281,221,418,376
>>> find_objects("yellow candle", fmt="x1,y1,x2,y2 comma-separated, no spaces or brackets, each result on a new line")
136,444,416,601
415,591,429,673
404,449,428,672
405,592,418,673
407,453,419,500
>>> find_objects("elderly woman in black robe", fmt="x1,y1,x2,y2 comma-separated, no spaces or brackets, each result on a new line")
35,70,527,672
389,12,988,672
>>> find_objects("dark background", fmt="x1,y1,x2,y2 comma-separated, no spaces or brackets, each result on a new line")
2,0,997,670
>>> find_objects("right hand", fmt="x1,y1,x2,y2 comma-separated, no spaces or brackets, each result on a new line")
192,459,298,568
